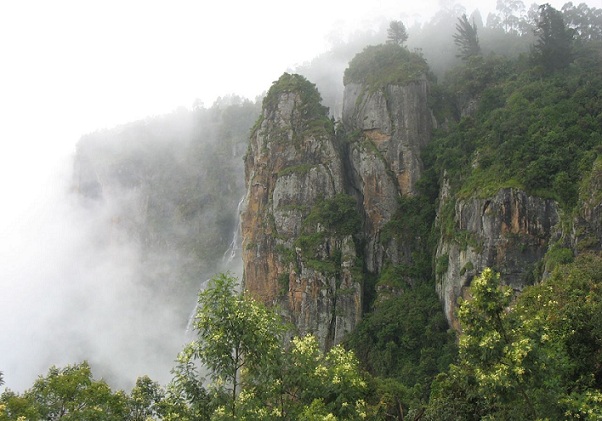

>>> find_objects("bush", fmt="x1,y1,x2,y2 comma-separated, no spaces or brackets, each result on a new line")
344,44,429,89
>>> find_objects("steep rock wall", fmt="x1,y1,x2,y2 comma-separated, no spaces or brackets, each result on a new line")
241,75,362,348
343,80,432,196
342,80,432,274
435,188,560,329
240,72,435,348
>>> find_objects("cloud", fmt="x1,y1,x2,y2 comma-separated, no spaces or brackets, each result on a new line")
0,154,187,391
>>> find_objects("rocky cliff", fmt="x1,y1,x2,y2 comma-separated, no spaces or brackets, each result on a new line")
240,48,602,342
343,79,432,274
241,74,363,348
241,47,436,348
435,188,560,329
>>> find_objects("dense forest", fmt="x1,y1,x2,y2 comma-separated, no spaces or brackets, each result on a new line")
2,2,602,419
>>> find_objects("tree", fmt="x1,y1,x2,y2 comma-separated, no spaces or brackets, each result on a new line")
426,258,602,420
532,3,574,73
387,20,408,46
0,362,128,420
127,376,166,421
239,334,368,420
426,269,547,419
453,14,481,60
562,2,602,41
178,273,285,418
496,0,526,33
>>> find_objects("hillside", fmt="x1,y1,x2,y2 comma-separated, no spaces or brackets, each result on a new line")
2,2,601,420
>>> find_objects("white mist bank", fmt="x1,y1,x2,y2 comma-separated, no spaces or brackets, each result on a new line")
0,150,188,392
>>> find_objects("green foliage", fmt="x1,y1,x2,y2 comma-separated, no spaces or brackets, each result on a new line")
276,335,369,420
343,44,429,89
303,194,361,237
128,376,165,421
532,4,574,73
380,194,433,246
181,273,285,418
277,163,315,177
377,175,439,293
172,273,372,420
430,40,602,209
435,254,449,277
260,73,333,139
348,284,456,416
544,244,574,272
427,256,602,419
0,362,129,420
460,261,474,275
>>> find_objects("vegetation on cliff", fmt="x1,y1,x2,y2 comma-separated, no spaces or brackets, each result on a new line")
347,2,602,418
431,44,602,208
3,2,601,420
426,254,602,420
256,73,333,139
343,44,430,89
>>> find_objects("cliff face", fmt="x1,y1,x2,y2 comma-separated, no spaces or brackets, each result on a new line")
241,70,434,348
343,80,432,273
241,61,600,344
435,188,560,329
241,74,362,348
434,158,602,328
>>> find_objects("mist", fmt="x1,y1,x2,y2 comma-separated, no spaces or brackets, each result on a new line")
0,0,576,393
0,150,187,390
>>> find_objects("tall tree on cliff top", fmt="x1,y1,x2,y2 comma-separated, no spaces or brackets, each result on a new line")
387,20,408,45
454,14,481,60
532,3,573,73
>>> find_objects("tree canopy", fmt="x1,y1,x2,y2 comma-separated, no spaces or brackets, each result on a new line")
532,3,574,73
426,255,602,420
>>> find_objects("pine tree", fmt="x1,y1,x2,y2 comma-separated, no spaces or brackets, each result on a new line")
453,14,481,60
387,20,408,45
532,4,573,73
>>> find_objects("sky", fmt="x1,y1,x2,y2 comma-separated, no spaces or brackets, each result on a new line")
0,0,583,392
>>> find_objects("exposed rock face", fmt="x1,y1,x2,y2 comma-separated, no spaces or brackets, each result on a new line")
435,188,560,329
343,80,432,274
343,81,432,196
241,72,435,348
241,74,362,349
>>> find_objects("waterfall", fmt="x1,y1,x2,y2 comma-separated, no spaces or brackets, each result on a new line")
222,195,245,265
185,195,245,336
185,300,199,335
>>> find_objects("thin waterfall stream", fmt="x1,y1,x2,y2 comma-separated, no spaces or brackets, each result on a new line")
185,195,245,336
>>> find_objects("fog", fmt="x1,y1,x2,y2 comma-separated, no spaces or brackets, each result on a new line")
0,0,573,392
0,151,186,390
